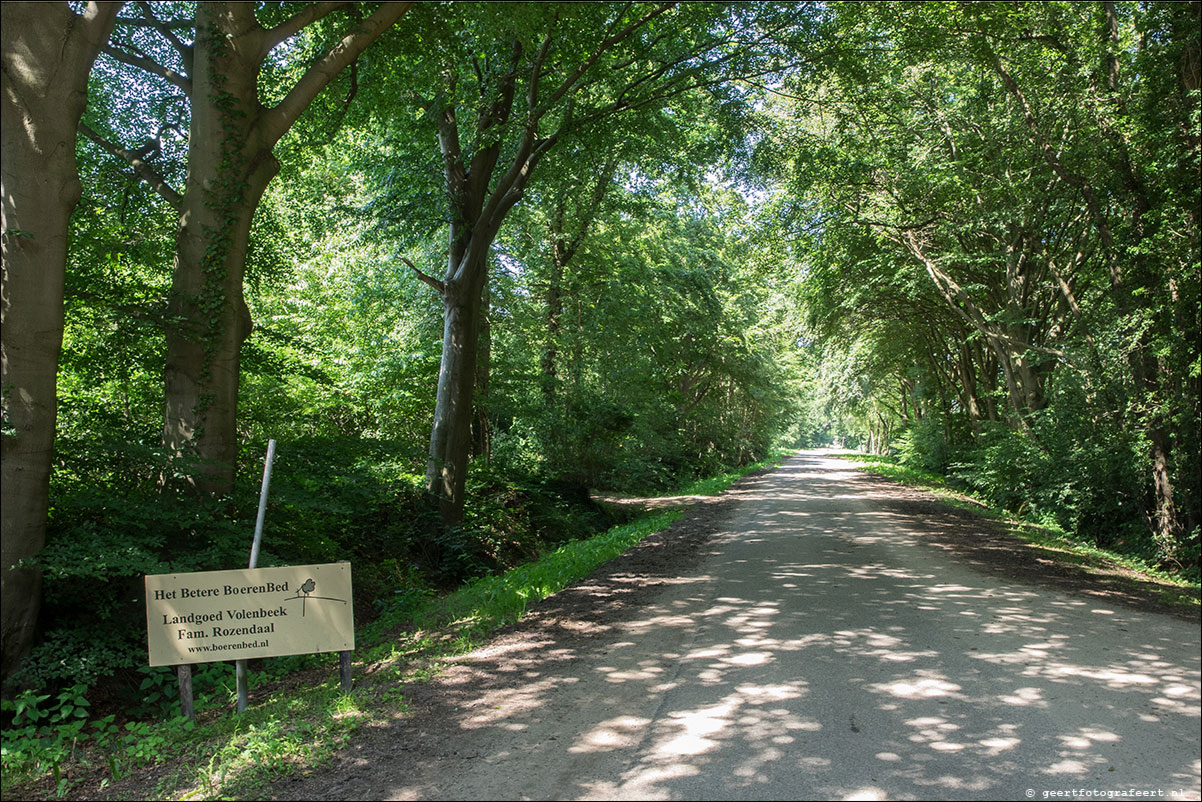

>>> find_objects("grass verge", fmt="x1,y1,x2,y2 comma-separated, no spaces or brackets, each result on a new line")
2,454,778,801
837,452,1200,611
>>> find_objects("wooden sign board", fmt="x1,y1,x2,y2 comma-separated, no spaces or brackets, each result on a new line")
145,562,353,666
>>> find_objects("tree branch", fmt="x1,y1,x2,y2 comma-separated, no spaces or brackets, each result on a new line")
134,1,193,75
526,18,557,113
402,257,446,296
900,230,1068,362
81,2,124,51
436,89,467,211
467,38,523,206
851,214,941,232
78,121,183,210
100,43,191,92
986,48,1120,286
475,131,546,246
537,3,675,117
112,15,192,30
561,157,618,263
260,1,348,58
259,2,413,146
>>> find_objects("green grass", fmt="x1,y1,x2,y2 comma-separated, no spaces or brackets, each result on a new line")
359,509,685,669
437,510,683,625
2,454,773,800
836,452,950,489
837,452,1201,605
150,681,370,800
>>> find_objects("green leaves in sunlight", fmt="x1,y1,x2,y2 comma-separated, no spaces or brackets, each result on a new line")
756,0,1200,574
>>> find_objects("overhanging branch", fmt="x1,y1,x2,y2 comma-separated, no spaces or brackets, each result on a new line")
101,43,191,92
134,1,193,75
260,1,347,58
259,2,412,146
78,121,183,210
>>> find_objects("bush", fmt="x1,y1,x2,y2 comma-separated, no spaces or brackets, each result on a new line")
20,482,251,693
949,422,1049,514
895,411,965,476
17,433,620,702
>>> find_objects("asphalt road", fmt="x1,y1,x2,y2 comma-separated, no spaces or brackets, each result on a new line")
303,451,1202,801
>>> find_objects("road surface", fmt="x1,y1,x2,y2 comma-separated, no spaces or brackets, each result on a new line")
278,451,1202,801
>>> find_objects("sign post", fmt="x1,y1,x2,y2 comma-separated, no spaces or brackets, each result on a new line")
145,562,354,666
178,664,193,720
237,439,277,712
147,441,357,720
145,562,354,718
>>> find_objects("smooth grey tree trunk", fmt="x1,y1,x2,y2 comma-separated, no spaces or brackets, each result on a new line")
427,278,486,524
161,7,277,491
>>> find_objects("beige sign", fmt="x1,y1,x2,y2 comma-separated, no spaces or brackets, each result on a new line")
145,562,354,666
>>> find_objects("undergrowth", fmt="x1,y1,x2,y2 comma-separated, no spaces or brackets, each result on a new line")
0,453,778,800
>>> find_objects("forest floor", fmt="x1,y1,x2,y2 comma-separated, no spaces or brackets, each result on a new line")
62,453,1199,801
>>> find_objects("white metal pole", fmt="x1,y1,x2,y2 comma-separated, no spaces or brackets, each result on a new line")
249,439,277,571
237,439,277,713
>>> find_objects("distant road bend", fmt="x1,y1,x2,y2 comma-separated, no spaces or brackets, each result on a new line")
277,450,1202,802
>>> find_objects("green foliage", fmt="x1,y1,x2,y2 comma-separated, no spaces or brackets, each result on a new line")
492,180,805,492
1,684,111,795
131,666,179,719
19,474,251,691
760,0,1199,571
893,412,962,476
130,664,236,720
949,424,1054,518
18,431,619,696
8,3,1196,795
253,436,430,580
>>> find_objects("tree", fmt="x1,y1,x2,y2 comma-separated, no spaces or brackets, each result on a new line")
382,2,792,524
535,150,618,409
1,1,121,684
759,1,1199,566
964,1,1200,561
83,1,413,493
489,177,803,488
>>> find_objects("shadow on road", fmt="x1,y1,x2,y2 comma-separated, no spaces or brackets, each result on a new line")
274,453,1201,802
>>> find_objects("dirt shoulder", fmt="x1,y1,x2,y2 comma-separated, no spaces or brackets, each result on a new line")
854,468,1200,623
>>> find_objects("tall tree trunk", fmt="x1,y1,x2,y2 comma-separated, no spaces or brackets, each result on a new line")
153,2,410,493
472,283,491,460
163,11,277,490
427,266,487,524
421,41,533,525
954,342,983,431
1130,348,1184,562
1,1,119,683
416,4,673,524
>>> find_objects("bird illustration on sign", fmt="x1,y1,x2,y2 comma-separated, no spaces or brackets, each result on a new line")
283,577,347,617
